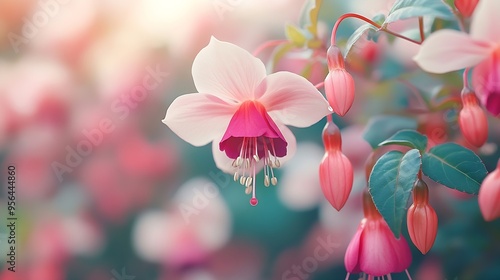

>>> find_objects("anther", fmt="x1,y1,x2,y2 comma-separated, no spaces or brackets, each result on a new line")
264,175,270,187
245,185,252,195
271,177,278,186
240,176,246,185
274,159,280,168
245,177,253,187
253,154,260,162
233,172,239,182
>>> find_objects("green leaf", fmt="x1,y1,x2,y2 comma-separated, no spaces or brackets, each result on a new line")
379,129,428,152
422,143,487,194
344,24,378,58
363,115,418,149
285,24,308,47
369,149,422,237
385,0,454,23
298,0,323,36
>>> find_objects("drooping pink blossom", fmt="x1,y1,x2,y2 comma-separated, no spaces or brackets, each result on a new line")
414,0,500,116
478,159,500,221
319,121,353,211
163,37,331,205
345,191,412,278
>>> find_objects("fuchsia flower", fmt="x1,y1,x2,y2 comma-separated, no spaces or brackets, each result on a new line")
414,0,500,116
324,46,355,116
345,190,412,278
163,37,331,205
478,159,500,221
407,179,438,255
458,89,489,147
455,0,480,17
319,120,353,211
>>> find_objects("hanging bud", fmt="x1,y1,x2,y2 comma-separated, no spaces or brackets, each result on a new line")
458,90,488,147
324,45,355,116
407,179,438,254
455,0,479,17
478,159,500,221
319,121,353,211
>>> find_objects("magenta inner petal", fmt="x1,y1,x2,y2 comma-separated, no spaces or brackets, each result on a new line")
485,93,500,116
219,101,287,159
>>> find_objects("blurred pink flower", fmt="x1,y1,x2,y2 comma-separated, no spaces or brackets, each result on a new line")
133,178,231,268
414,0,500,115
455,0,480,17
345,191,412,278
163,37,330,205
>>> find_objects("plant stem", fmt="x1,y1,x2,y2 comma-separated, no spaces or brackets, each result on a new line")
330,13,422,46
418,17,425,41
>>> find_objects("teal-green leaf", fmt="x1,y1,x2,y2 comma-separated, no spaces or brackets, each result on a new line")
422,143,487,194
363,115,418,149
385,0,454,24
379,129,428,152
369,149,422,237
344,24,377,58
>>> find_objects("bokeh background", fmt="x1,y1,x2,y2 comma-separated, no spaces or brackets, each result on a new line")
0,0,499,279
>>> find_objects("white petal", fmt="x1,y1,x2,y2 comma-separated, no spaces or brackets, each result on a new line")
163,93,236,146
258,71,331,128
192,37,267,102
414,30,493,73
470,0,500,42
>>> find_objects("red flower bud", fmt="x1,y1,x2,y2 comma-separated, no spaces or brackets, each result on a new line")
478,159,500,221
407,180,438,254
458,91,488,147
455,0,479,17
324,46,355,116
319,121,353,211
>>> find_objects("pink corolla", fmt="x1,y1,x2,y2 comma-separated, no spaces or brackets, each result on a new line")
414,0,500,116
345,191,412,278
163,37,331,205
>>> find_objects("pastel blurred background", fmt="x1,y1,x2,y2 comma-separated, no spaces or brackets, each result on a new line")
0,0,499,279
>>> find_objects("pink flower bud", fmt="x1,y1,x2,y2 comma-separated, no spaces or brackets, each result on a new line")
458,91,488,147
455,0,479,17
478,160,500,221
324,46,355,116
407,180,438,254
319,121,353,211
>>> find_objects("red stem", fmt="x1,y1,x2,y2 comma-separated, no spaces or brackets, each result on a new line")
330,13,422,46
418,17,425,41
463,67,470,89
